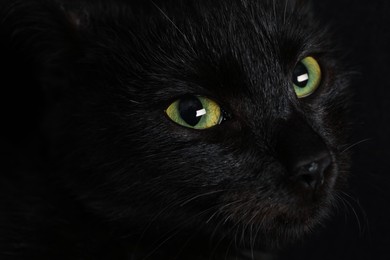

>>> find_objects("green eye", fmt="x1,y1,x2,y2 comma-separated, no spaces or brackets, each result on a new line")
292,56,322,98
165,96,222,130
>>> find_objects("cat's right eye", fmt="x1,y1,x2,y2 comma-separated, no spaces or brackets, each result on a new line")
165,95,223,130
292,56,322,98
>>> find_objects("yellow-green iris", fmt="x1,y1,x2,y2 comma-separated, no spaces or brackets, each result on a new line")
165,96,222,129
292,56,322,98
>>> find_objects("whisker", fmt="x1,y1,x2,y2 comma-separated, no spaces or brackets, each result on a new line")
142,205,218,259
141,229,182,260
206,200,242,224
340,138,372,154
210,220,230,258
137,188,224,244
180,190,225,207
150,0,191,45
172,224,202,260
338,191,369,237
224,237,235,260
334,193,349,223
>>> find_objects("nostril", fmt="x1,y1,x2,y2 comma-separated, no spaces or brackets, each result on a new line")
293,168,324,189
291,155,331,190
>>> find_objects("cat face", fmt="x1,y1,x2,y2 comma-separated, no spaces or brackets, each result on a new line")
50,0,350,252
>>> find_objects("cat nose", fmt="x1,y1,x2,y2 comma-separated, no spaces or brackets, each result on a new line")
275,114,333,191
290,152,331,189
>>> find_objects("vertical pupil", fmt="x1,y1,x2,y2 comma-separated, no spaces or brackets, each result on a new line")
293,62,309,88
178,96,204,126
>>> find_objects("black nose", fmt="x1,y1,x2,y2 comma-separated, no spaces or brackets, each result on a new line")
290,152,331,189
275,114,332,191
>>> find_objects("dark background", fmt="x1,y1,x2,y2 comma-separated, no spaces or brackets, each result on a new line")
281,0,390,259
2,0,390,259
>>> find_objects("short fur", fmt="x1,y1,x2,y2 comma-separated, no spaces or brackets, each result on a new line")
1,0,351,259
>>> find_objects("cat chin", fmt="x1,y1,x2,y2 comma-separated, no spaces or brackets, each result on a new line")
220,201,331,248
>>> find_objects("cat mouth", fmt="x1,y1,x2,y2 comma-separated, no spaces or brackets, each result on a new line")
210,160,338,248
212,186,335,249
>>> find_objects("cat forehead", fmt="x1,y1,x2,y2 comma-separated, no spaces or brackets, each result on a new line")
77,0,326,100
82,0,316,49
142,0,313,45
130,1,319,84
111,1,319,67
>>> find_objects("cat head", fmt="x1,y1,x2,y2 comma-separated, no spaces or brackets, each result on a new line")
37,0,351,252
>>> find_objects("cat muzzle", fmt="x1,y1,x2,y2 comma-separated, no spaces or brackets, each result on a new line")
275,114,333,192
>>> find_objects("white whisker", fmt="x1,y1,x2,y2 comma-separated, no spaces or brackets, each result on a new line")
341,138,372,153
180,190,225,207
150,0,191,45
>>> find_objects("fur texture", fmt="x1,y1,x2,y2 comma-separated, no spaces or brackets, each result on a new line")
1,0,351,259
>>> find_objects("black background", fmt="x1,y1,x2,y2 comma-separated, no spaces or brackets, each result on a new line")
281,1,390,259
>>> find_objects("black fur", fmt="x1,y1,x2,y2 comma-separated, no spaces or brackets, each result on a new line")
1,0,351,259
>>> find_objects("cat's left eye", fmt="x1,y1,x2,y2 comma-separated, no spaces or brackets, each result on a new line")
292,56,322,98
165,96,223,130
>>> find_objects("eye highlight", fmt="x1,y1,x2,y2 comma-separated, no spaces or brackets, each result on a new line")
165,96,223,130
292,56,321,98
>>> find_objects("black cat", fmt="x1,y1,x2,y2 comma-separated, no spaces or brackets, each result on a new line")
1,0,351,259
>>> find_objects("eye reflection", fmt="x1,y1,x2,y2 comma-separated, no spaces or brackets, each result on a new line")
292,56,321,98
